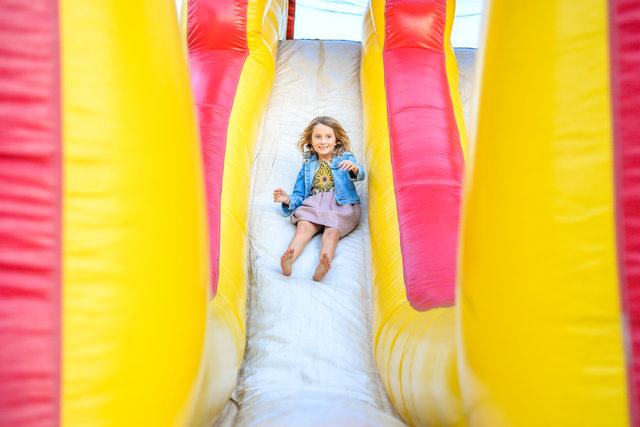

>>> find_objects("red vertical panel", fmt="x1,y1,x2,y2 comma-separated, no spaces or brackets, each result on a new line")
610,0,640,423
187,0,248,51
187,0,248,296
383,0,463,310
286,0,296,39
0,1,61,426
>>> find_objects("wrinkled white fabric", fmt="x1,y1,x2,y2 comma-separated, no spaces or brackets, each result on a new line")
214,40,476,426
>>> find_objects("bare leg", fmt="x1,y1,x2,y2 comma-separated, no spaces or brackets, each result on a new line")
281,220,321,275
313,227,340,281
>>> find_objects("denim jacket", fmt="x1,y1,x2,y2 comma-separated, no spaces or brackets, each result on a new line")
281,151,365,216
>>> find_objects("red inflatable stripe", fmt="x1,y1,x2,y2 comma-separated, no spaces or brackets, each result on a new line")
383,0,464,311
0,2,61,425
610,0,640,422
287,0,296,39
187,0,249,296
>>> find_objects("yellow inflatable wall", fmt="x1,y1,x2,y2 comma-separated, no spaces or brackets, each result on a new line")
457,0,630,425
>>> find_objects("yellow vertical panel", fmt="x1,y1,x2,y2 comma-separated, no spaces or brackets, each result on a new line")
62,1,208,425
361,0,405,351
215,0,287,351
444,0,468,159
370,0,386,54
457,0,628,425
180,0,188,44
187,299,243,426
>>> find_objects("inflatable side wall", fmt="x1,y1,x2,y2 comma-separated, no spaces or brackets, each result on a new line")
360,0,467,424
457,0,640,425
0,1,208,425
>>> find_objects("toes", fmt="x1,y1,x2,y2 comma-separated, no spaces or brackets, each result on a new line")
321,253,331,267
282,248,294,259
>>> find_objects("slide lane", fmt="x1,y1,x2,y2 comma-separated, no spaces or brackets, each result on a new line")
224,39,404,426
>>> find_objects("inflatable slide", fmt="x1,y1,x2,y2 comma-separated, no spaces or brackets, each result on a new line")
223,38,403,426
1,0,639,426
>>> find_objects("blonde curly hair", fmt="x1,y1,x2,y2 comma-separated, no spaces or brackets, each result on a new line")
297,116,352,158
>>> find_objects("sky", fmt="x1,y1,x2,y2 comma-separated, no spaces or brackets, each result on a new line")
174,0,483,48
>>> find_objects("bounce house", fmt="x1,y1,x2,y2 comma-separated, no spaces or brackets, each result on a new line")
1,0,638,426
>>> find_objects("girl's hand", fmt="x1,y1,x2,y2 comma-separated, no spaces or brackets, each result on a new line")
338,160,359,175
273,188,290,204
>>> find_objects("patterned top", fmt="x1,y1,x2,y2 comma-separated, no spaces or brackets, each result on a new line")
312,161,335,193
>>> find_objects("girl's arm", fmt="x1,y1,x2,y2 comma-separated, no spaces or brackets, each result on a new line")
280,167,306,215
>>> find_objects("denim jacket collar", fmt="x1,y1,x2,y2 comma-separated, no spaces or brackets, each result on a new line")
304,152,338,165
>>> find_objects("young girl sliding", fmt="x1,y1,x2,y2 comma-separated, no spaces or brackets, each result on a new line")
273,116,365,281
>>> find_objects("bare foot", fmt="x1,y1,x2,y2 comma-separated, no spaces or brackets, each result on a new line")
313,253,332,281
281,248,295,276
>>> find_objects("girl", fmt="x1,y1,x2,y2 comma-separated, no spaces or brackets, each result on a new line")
273,116,365,281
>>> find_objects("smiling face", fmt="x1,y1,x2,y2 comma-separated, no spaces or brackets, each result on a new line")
310,123,337,161
297,116,352,159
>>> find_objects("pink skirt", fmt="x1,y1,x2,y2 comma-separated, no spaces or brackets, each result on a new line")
290,191,361,237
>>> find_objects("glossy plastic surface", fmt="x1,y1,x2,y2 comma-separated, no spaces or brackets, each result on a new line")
184,0,287,424
610,0,640,422
61,1,208,425
457,1,629,425
0,2,61,425
360,0,468,424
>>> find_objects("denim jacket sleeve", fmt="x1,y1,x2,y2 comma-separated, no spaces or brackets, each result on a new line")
281,165,306,216
344,152,365,182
